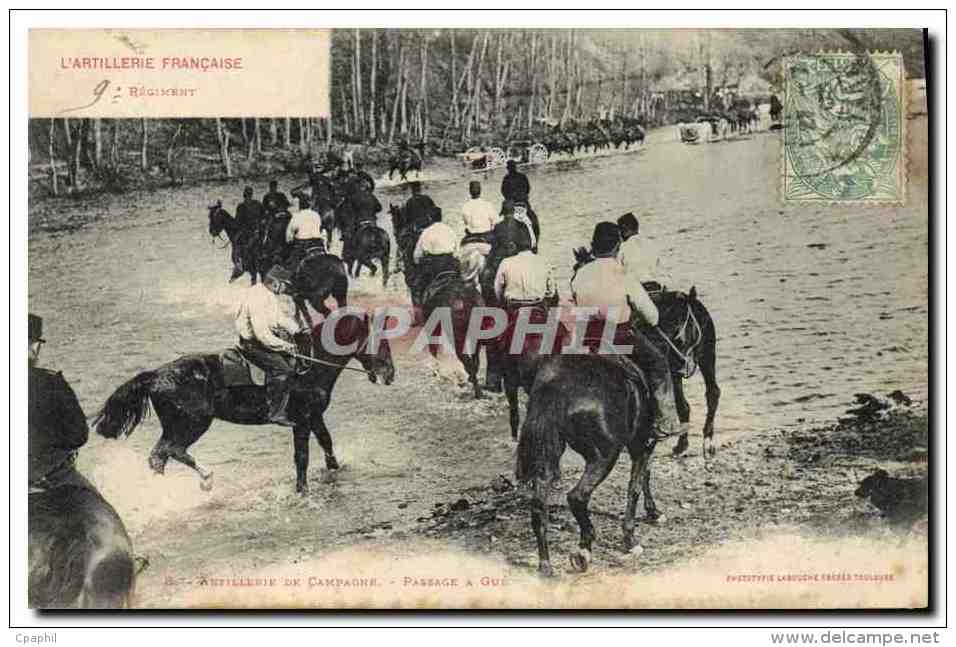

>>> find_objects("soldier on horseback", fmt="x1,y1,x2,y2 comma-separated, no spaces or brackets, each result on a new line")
617,212,667,294
234,267,306,426
343,181,382,248
28,314,96,494
480,200,536,391
411,207,459,308
263,179,291,216
460,180,499,251
285,195,327,273
571,222,680,440
396,181,437,272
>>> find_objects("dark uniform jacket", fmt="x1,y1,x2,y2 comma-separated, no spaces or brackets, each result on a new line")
236,199,266,234
349,191,383,226
501,171,531,202
263,190,291,214
403,195,437,232
28,367,88,484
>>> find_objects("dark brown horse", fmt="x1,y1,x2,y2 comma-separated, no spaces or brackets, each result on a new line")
93,314,395,493
516,353,659,577
207,202,262,284
342,223,391,287
29,486,137,608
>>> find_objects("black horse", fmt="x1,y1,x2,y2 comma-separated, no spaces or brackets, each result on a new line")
207,202,263,284
516,353,659,577
569,249,720,459
29,486,137,608
654,287,720,459
93,314,395,493
342,223,391,287
388,149,423,181
420,267,485,399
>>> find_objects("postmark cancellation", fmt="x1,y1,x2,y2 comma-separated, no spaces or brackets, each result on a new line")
783,52,905,205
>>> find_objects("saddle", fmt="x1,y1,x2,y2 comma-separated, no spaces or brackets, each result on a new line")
293,241,328,276
421,269,462,307
219,347,266,387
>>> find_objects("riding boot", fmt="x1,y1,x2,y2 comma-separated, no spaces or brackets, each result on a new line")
266,374,294,427
484,347,504,392
631,326,680,439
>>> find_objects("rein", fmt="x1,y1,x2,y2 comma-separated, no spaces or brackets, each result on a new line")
656,300,703,379
285,329,377,376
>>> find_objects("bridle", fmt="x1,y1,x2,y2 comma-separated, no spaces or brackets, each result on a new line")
288,322,379,377
655,297,703,379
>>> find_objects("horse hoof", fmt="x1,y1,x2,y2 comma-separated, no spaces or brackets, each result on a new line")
568,548,591,573
296,484,309,495
199,474,214,491
326,457,340,471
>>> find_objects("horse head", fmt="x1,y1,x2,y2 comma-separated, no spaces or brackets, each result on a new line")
354,313,395,385
207,200,227,237
657,290,703,377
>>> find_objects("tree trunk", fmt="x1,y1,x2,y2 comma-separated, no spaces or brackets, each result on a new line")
62,118,77,191
247,118,257,161
166,121,183,183
561,31,574,126
110,119,121,166
388,41,404,144
528,31,538,128
352,28,363,140
368,29,377,141
269,118,278,146
340,86,351,135
400,50,408,136
215,118,232,177
137,119,147,171
420,33,429,142
548,34,558,120
48,119,58,196
93,118,102,167
284,117,292,147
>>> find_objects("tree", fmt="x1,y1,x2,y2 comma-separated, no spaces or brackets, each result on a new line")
140,119,148,171
215,117,232,177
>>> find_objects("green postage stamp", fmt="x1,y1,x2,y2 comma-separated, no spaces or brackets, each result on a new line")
783,52,905,204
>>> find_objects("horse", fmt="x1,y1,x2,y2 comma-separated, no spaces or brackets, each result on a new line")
92,314,395,494
29,486,137,608
770,94,783,123
342,223,391,287
207,202,262,284
388,149,422,181
515,353,660,577
420,266,485,399
656,287,720,459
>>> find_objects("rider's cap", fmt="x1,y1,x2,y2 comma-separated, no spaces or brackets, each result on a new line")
501,199,515,215
408,181,422,191
591,221,622,256
29,314,45,343
243,186,254,197
506,160,517,170
617,212,639,232
468,180,481,194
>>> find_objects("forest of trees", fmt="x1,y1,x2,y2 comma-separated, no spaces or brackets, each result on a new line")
27,28,925,198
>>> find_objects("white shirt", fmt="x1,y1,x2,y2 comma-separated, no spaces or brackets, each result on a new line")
413,222,458,263
571,256,658,326
494,250,556,303
235,283,303,352
619,234,661,283
286,208,324,243
461,197,499,234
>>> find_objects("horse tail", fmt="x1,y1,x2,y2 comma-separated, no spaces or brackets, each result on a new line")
93,371,157,439
516,380,566,484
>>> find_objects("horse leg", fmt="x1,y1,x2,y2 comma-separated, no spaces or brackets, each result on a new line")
566,449,620,573
641,454,662,522
167,444,215,491
503,361,520,440
698,338,721,459
381,248,391,288
293,425,311,493
621,441,656,554
671,377,692,457
531,476,554,577
312,417,340,470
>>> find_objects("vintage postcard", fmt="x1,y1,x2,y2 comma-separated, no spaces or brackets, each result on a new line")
23,25,930,611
